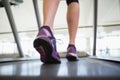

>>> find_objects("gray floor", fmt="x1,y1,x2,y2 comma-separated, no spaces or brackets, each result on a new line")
0,58,120,80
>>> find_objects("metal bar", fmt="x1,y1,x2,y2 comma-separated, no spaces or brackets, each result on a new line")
3,0,24,57
93,0,98,56
33,0,41,30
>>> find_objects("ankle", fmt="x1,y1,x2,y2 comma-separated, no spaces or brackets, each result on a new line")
42,25,53,32
68,44,75,47
68,44,76,49
40,26,54,37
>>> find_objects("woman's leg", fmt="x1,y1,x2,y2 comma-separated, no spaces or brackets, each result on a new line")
43,0,60,30
66,1,80,61
67,2,79,45
34,0,61,64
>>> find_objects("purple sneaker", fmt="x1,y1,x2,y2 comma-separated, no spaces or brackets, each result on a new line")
33,26,61,64
66,44,79,61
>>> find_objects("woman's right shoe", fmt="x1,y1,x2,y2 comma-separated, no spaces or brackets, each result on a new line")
33,26,61,64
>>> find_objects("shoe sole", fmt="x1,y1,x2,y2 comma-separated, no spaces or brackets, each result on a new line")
33,37,61,64
66,55,79,61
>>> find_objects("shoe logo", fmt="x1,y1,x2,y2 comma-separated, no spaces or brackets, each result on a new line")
43,28,52,37
51,39,55,48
